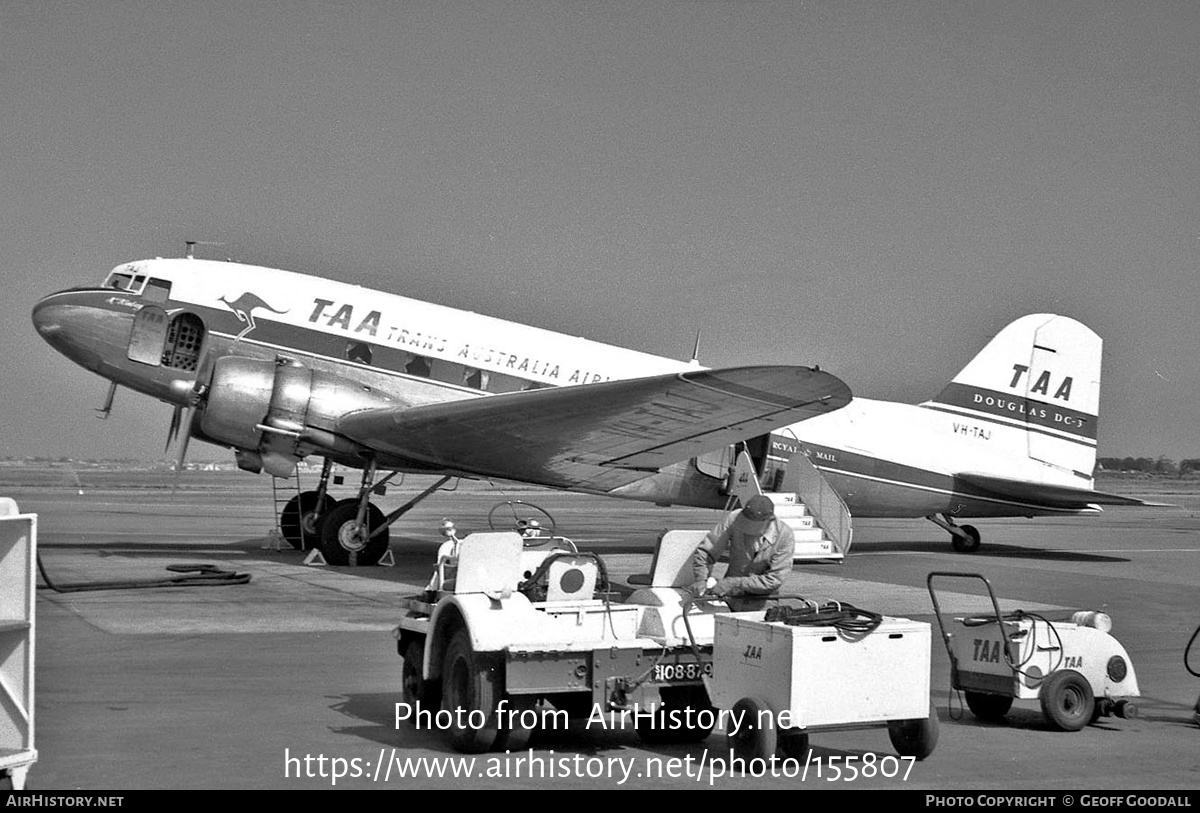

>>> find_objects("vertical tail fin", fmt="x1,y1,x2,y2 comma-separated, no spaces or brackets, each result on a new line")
922,314,1101,481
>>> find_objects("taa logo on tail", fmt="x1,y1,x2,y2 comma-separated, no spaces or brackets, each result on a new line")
1009,364,1073,401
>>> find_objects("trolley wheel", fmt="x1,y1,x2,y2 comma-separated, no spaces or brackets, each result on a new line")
1115,699,1138,719
887,704,939,760
442,629,501,753
636,686,715,745
964,691,1013,722
280,491,332,550
318,500,390,566
951,524,982,553
401,638,439,713
778,729,810,759
493,696,538,752
727,697,776,764
1038,669,1095,732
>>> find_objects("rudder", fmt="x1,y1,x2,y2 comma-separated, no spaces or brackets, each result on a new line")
922,314,1101,480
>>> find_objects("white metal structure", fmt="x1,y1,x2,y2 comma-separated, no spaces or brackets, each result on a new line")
0,498,36,790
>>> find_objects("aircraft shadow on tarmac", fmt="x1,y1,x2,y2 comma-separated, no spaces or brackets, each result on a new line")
854,540,1129,564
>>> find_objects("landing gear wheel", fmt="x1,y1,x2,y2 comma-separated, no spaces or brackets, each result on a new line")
965,691,1013,722
778,730,810,759
636,687,715,745
442,630,501,753
280,491,332,550
401,639,439,713
951,524,982,553
488,500,557,542
493,696,538,752
727,697,776,764
887,705,939,759
318,499,389,566
1039,669,1094,731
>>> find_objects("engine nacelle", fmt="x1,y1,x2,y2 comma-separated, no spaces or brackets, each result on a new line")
199,355,397,476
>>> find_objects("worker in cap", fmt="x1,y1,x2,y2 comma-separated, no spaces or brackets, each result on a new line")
691,493,796,610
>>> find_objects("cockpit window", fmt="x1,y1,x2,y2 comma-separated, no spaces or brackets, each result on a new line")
143,278,171,303
103,271,147,293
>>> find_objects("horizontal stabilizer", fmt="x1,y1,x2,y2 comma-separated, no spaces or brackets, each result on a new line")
957,473,1173,510
338,366,851,492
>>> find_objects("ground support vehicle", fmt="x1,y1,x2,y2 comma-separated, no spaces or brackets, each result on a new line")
927,571,1140,731
394,524,728,753
703,602,938,763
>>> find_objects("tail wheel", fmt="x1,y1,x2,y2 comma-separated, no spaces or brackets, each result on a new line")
1039,669,1094,732
442,630,501,753
887,704,939,759
951,525,982,553
965,691,1013,722
318,500,389,566
280,491,332,550
727,697,776,764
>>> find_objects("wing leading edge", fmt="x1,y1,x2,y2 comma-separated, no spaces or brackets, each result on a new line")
957,473,1173,510
338,365,851,492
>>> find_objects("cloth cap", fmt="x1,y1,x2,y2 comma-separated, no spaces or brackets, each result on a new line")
738,495,776,528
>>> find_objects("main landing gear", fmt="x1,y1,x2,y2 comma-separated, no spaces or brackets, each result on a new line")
281,458,455,566
926,513,982,553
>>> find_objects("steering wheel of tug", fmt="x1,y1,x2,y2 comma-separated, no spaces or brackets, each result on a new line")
487,500,558,545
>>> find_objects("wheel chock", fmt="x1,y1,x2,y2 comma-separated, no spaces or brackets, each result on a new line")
377,549,395,567
261,529,287,552
303,549,328,567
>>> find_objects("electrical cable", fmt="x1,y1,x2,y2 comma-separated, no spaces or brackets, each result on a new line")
1185,623,1200,678
764,598,884,636
37,554,251,593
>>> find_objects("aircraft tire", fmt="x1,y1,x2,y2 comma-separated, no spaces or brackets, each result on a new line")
951,525,982,553
1039,669,1094,732
280,491,332,550
778,729,810,759
964,691,1013,722
442,629,501,753
887,704,939,760
318,500,389,566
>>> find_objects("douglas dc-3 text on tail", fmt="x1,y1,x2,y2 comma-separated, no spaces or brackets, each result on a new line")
32,250,1151,564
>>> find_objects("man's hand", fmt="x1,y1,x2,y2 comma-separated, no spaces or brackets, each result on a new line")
710,579,734,597
688,579,709,598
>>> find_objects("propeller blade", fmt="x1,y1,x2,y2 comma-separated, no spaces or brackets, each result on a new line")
173,406,194,472
166,405,183,453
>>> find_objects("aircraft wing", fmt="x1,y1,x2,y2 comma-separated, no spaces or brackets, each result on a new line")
337,365,850,492
957,473,1174,510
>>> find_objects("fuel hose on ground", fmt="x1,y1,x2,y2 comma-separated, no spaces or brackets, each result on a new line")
36,554,251,592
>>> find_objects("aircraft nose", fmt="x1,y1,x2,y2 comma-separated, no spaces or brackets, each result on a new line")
31,290,113,371
31,295,67,339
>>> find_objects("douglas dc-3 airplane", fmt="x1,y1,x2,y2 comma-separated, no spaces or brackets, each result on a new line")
32,247,1150,564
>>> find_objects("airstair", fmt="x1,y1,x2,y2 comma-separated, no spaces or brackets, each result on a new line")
726,448,853,562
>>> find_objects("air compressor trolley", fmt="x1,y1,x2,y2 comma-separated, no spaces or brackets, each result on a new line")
927,571,1140,732
698,599,939,762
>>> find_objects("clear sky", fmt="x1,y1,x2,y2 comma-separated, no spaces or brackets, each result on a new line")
3,0,1197,462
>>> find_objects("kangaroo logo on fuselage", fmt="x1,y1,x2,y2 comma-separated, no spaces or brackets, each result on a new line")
220,292,289,340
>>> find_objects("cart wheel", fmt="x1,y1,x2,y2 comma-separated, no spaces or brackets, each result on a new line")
493,696,538,752
727,697,777,764
887,705,939,760
401,639,439,712
964,691,1013,722
778,730,810,760
1115,700,1138,719
637,686,715,745
1038,669,1094,732
442,629,501,753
